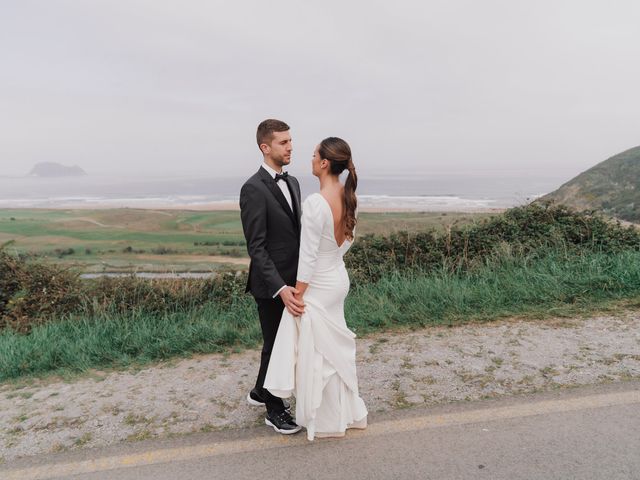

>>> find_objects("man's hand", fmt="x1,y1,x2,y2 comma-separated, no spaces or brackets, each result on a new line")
279,286,305,316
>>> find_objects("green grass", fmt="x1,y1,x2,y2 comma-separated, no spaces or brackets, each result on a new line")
1,249,639,382
0,300,260,380
345,249,640,333
0,209,248,271
0,208,495,273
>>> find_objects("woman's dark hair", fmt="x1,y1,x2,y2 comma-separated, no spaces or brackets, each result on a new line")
318,137,358,239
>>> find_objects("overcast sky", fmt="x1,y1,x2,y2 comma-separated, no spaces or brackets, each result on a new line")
0,0,638,179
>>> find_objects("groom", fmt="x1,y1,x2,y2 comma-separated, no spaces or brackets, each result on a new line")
239,119,305,434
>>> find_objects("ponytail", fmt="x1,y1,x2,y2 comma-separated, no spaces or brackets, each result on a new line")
343,163,358,239
318,137,358,240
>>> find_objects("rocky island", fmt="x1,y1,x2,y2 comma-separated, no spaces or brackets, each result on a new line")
28,162,87,177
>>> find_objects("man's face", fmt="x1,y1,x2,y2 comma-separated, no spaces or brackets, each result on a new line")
263,130,292,168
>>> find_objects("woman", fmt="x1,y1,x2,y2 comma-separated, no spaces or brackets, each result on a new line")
264,137,368,440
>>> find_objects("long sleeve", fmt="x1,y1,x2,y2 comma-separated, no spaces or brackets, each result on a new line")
240,182,286,297
296,194,325,283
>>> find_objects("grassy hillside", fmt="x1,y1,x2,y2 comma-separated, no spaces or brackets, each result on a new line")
541,146,640,222
0,209,495,273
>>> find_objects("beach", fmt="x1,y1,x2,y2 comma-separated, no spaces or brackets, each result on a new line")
4,200,504,214
0,172,563,212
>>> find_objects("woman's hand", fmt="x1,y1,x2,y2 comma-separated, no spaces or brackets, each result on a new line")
292,281,309,318
280,286,305,316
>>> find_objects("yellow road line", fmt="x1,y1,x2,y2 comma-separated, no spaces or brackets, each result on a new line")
3,389,639,480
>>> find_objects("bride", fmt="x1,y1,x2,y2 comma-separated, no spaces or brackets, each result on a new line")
264,137,368,440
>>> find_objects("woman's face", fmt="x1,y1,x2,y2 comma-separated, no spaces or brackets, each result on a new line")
311,144,325,178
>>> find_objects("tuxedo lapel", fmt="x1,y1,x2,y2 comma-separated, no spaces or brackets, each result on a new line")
258,168,298,226
289,178,302,230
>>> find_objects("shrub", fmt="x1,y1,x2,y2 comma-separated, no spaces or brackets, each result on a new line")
0,247,83,332
151,246,178,255
53,247,75,258
345,202,640,285
1,240,248,332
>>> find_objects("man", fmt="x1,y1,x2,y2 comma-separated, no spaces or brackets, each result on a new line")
240,119,305,434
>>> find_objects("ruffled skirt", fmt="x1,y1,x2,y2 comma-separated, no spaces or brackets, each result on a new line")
264,268,367,440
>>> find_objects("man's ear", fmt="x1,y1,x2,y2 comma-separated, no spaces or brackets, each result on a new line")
260,143,269,154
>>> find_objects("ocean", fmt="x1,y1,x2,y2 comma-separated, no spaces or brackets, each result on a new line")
0,172,567,211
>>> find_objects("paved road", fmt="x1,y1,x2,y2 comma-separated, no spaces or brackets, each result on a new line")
3,381,639,480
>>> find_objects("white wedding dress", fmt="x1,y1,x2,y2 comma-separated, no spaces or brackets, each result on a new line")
264,193,368,440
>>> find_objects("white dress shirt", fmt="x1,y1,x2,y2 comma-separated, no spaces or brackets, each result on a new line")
261,163,293,212
261,163,293,298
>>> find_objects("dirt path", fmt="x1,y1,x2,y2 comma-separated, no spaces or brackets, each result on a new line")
1,313,639,462
52,217,125,228
133,254,249,266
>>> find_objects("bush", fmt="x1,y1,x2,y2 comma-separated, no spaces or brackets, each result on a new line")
53,247,75,258
151,246,178,255
1,243,247,332
82,272,247,315
0,247,83,332
345,202,640,285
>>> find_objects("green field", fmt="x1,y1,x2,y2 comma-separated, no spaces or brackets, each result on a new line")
0,208,497,273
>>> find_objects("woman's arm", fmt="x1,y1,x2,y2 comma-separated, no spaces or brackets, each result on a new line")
294,280,308,300
295,195,324,305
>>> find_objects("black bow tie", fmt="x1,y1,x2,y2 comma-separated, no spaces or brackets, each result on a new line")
275,171,289,183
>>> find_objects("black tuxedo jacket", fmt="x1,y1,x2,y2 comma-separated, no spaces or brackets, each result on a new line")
240,167,302,299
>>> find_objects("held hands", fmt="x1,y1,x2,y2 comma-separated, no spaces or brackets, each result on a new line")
279,286,305,316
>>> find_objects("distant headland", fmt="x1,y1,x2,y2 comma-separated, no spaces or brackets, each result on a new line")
28,162,87,177
540,145,639,223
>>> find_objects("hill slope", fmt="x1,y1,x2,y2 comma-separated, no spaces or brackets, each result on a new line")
540,146,640,222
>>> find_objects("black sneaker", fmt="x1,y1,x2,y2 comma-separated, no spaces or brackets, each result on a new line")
247,388,290,410
265,410,301,435
247,388,265,407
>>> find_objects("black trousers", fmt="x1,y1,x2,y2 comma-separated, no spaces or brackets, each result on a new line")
254,296,287,414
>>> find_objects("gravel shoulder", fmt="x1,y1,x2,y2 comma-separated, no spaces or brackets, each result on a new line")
2,312,640,463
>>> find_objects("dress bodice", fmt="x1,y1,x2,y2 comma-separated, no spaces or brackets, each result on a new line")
296,193,353,284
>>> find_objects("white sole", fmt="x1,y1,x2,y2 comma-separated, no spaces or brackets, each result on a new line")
247,393,290,409
247,393,265,407
265,418,302,435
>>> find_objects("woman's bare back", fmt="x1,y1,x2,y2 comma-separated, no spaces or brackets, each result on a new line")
320,187,347,247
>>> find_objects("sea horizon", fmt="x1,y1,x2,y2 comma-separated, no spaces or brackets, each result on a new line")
0,172,567,211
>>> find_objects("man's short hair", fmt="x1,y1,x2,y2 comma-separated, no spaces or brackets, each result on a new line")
257,119,290,148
